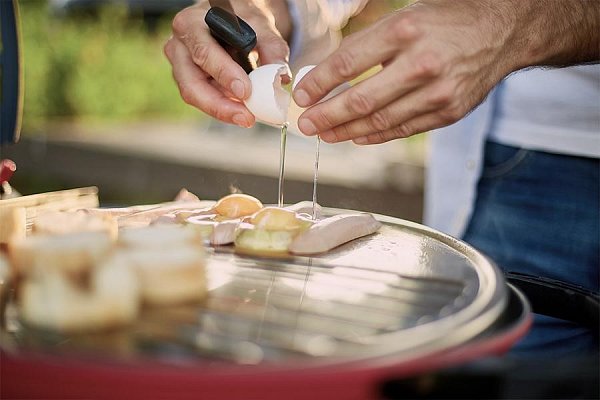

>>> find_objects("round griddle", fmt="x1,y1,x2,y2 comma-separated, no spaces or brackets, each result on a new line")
0,209,531,399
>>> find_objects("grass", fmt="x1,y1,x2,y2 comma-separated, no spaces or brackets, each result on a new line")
19,1,200,131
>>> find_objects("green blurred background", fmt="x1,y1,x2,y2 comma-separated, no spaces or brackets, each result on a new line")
19,0,410,130
20,0,198,130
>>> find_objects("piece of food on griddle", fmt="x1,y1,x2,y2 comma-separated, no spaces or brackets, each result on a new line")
19,254,139,332
9,231,113,278
173,188,200,202
288,213,382,255
118,224,203,249
212,193,263,219
177,193,263,223
234,207,313,256
10,233,139,332
0,253,11,324
186,216,239,245
116,224,207,305
182,193,264,245
0,206,26,248
284,201,323,220
119,246,206,306
0,252,9,291
32,210,118,240
83,194,215,229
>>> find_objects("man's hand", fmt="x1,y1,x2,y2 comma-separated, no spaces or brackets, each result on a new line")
293,0,599,145
164,1,291,128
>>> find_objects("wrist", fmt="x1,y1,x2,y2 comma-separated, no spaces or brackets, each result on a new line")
503,0,557,69
499,0,599,70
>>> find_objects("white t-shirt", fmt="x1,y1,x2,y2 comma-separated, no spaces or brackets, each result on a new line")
489,65,600,158
426,65,600,237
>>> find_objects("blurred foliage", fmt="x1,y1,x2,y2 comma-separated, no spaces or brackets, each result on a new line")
18,0,413,131
19,1,199,130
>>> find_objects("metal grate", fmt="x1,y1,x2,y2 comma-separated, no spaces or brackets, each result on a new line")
183,249,472,362
4,210,508,367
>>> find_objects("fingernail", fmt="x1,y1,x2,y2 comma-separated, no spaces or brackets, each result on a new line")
354,136,368,145
294,89,310,107
298,118,317,136
233,114,250,128
231,79,246,99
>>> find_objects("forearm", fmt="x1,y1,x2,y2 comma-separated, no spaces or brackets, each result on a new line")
503,0,599,69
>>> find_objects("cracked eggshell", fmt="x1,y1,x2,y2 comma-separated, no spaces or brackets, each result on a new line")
288,65,351,135
292,65,315,92
244,64,292,126
287,65,314,135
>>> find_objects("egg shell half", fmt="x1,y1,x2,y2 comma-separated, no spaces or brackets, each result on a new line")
288,65,351,135
244,64,292,126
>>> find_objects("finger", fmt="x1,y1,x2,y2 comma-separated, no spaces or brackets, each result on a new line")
293,15,421,107
352,111,451,145
297,53,442,135
172,7,251,100
206,75,245,100
166,38,255,127
317,79,454,143
247,15,290,65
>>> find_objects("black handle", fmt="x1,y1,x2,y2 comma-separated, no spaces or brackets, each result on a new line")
205,7,257,73
505,271,599,333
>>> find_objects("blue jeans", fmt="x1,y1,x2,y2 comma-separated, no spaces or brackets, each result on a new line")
463,141,599,357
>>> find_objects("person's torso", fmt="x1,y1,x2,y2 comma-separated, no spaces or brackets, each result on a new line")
489,65,600,158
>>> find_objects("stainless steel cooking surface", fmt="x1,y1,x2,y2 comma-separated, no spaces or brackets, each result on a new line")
2,209,508,367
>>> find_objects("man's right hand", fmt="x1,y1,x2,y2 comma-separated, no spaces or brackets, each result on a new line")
164,1,291,128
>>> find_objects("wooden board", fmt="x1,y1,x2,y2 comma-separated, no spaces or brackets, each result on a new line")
0,187,99,243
